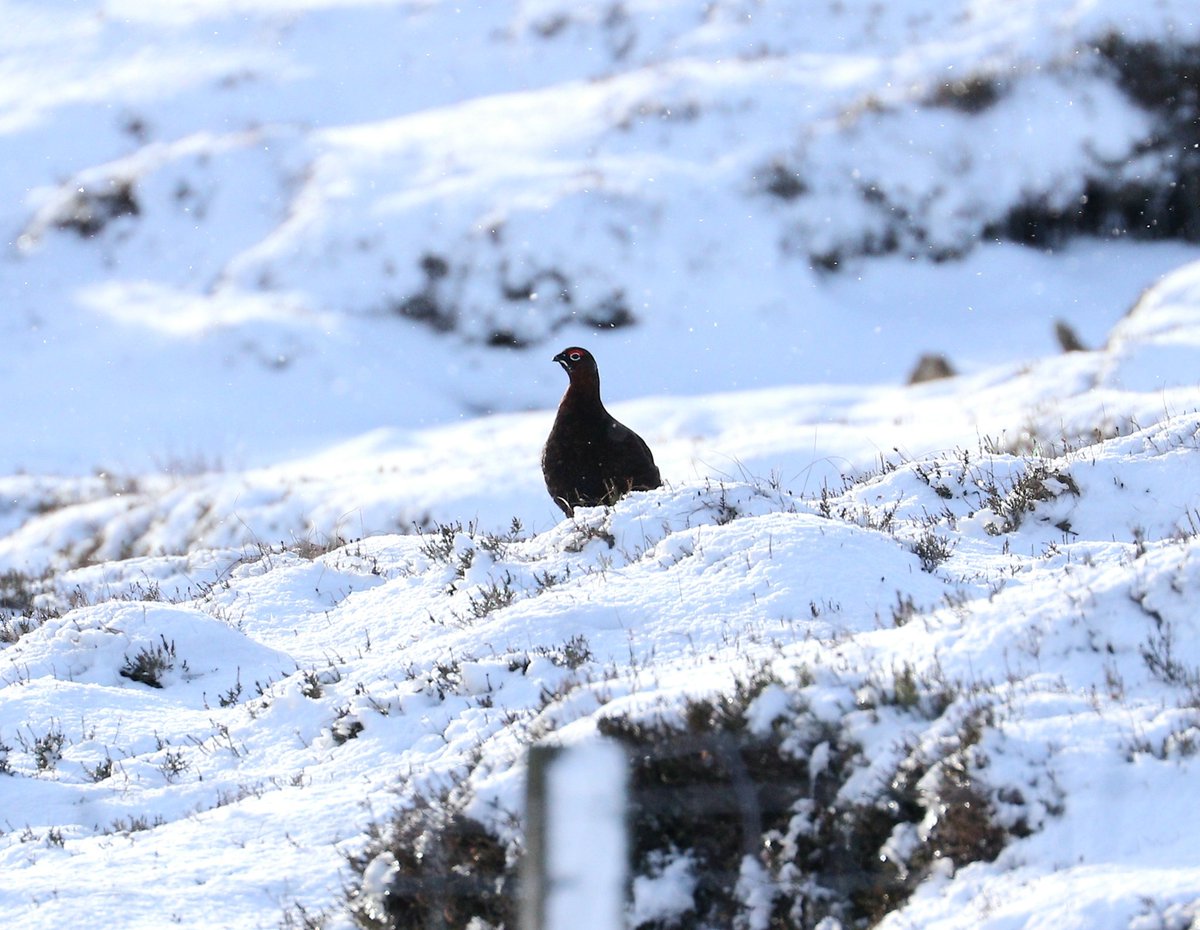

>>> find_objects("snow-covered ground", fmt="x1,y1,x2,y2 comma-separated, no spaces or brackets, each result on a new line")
3,1,1200,928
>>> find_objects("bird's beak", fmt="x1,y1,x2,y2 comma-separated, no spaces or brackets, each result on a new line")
553,351,569,367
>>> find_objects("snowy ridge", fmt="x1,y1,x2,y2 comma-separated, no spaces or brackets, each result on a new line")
5,256,1200,574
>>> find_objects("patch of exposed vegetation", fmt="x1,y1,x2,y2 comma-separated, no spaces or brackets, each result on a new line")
991,37,1200,247
345,790,517,930
120,635,184,688
52,177,140,237
344,662,1023,930
926,73,1007,113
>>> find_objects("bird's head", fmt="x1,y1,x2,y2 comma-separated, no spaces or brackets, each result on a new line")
553,346,597,377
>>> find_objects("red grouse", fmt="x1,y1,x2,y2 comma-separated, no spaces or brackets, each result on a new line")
542,346,662,516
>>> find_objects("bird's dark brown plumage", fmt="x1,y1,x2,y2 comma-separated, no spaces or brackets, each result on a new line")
541,346,662,517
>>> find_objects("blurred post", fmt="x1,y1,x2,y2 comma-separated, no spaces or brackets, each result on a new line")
522,739,629,930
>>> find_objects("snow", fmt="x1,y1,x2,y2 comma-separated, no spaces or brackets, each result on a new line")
629,852,697,929
3,0,1200,928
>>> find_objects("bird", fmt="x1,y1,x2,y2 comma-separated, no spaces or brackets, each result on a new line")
541,346,662,517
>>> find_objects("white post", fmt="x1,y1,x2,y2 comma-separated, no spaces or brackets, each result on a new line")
523,739,629,930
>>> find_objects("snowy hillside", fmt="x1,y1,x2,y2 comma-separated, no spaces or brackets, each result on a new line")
6,266,1200,929
4,0,1200,928
6,378,1200,929
4,0,1200,472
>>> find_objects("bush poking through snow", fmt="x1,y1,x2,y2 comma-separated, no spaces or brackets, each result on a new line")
16,724,66,773
467,574,517,620
0,569,45,616
907,353,957,384
84,754,115,783
911,531,954,572
50,177,140,238
331,708,365,745
106,814,166,836
0,614,44,645
346,792,517,930
279,901,331,930
120,635,183,688
0,569,59,643
591,670,1015,930
158,748,191,783
979,462,1080,536
925,73,1006,114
